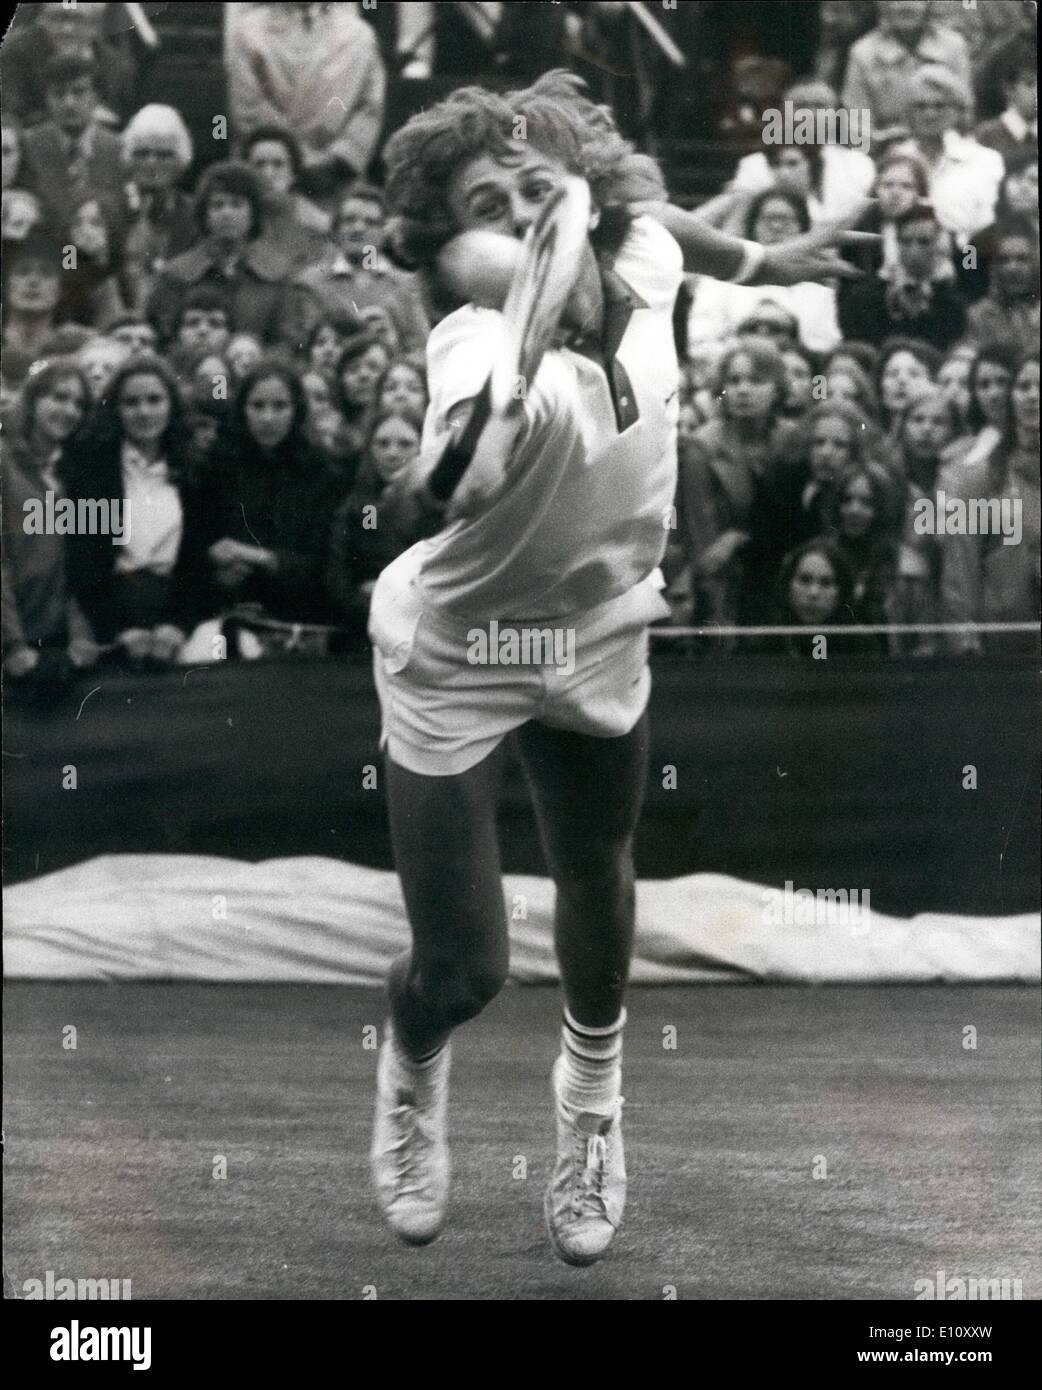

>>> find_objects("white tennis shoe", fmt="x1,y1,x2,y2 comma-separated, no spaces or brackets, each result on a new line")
370,1028,451,1246
544,1056,626,1266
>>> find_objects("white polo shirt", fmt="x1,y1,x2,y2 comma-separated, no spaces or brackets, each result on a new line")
408,213,684,620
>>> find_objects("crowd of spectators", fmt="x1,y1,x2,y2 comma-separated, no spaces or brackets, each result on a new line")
2,1,1038,703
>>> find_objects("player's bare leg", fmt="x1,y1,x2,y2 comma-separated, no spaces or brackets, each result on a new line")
370,751,509,1244
515,715,649,1264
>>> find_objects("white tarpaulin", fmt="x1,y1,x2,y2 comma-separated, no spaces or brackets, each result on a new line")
4,855,1038,984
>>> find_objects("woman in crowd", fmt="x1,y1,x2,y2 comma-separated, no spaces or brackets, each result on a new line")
2,357,97,696
825,341,879,383
941,352,1040,656
677,339,796,632
756,145,826,220
304,310,367,384
207,360,337,625
326,405,424,643
62,353,212,667
947,342,1020,475
146,161,298,349
779,343,817,423
333,330,391,457
890,385,961,655
875,337,942,439
743,398,877,622
937,344,978,452
373,352,429,420
118,104,197,315
2,231,65,390
767,537,865,657
826,361,879,417
300,368,336,429
58,196,128,329
242,124,331,270
687,188,842,353
824,459,903,631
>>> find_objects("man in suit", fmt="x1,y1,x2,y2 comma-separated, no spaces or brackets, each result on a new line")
21,50,124,227
838,207,968,350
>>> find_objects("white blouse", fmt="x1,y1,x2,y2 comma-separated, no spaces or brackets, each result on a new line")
114,443,183,577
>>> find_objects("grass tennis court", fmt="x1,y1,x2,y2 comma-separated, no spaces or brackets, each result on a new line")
4,982,1039,1301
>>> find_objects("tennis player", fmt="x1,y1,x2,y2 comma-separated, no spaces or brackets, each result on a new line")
369,70,871,1265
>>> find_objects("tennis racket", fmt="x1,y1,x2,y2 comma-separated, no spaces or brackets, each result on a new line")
426,176,592,505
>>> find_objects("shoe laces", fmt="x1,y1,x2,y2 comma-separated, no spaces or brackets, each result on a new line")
388,1092,434,1198
571,1129,610,1219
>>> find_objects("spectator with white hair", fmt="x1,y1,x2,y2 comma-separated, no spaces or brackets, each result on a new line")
841,0,972,150
729,81,877,224
118,104,197,314
889,66,1005,246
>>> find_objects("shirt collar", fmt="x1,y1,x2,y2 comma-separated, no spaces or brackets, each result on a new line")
121,441,168,478
179,239,286,283
562,262,648,358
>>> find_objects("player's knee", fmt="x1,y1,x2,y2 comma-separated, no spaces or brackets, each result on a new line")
433,960,507,1025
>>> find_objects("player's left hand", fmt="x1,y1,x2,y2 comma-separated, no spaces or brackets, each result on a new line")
759,201,880,286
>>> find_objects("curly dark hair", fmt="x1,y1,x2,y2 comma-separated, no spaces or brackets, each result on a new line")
382,69,666,272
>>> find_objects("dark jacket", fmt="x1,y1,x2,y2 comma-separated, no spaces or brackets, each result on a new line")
838,274,968,350
61,442,214,643
147,240,300,348
208,439,339,623
741,457,833,625
326,462,412,630
2,440,79,654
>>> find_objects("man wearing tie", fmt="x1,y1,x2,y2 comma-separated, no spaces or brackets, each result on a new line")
22,50,123,228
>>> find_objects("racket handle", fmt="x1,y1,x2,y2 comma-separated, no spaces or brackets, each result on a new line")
426,377,493,502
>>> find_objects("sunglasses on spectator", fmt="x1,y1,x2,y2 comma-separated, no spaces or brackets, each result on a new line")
130,147,178,160
742,319,792,334
899,233,938,246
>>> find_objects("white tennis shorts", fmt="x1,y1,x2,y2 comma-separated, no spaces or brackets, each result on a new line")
369,548,670,776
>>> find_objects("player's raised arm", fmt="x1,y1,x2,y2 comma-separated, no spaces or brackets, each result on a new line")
631,198,880,287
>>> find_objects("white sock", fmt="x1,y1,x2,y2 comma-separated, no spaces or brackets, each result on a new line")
558,1007,626,1114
